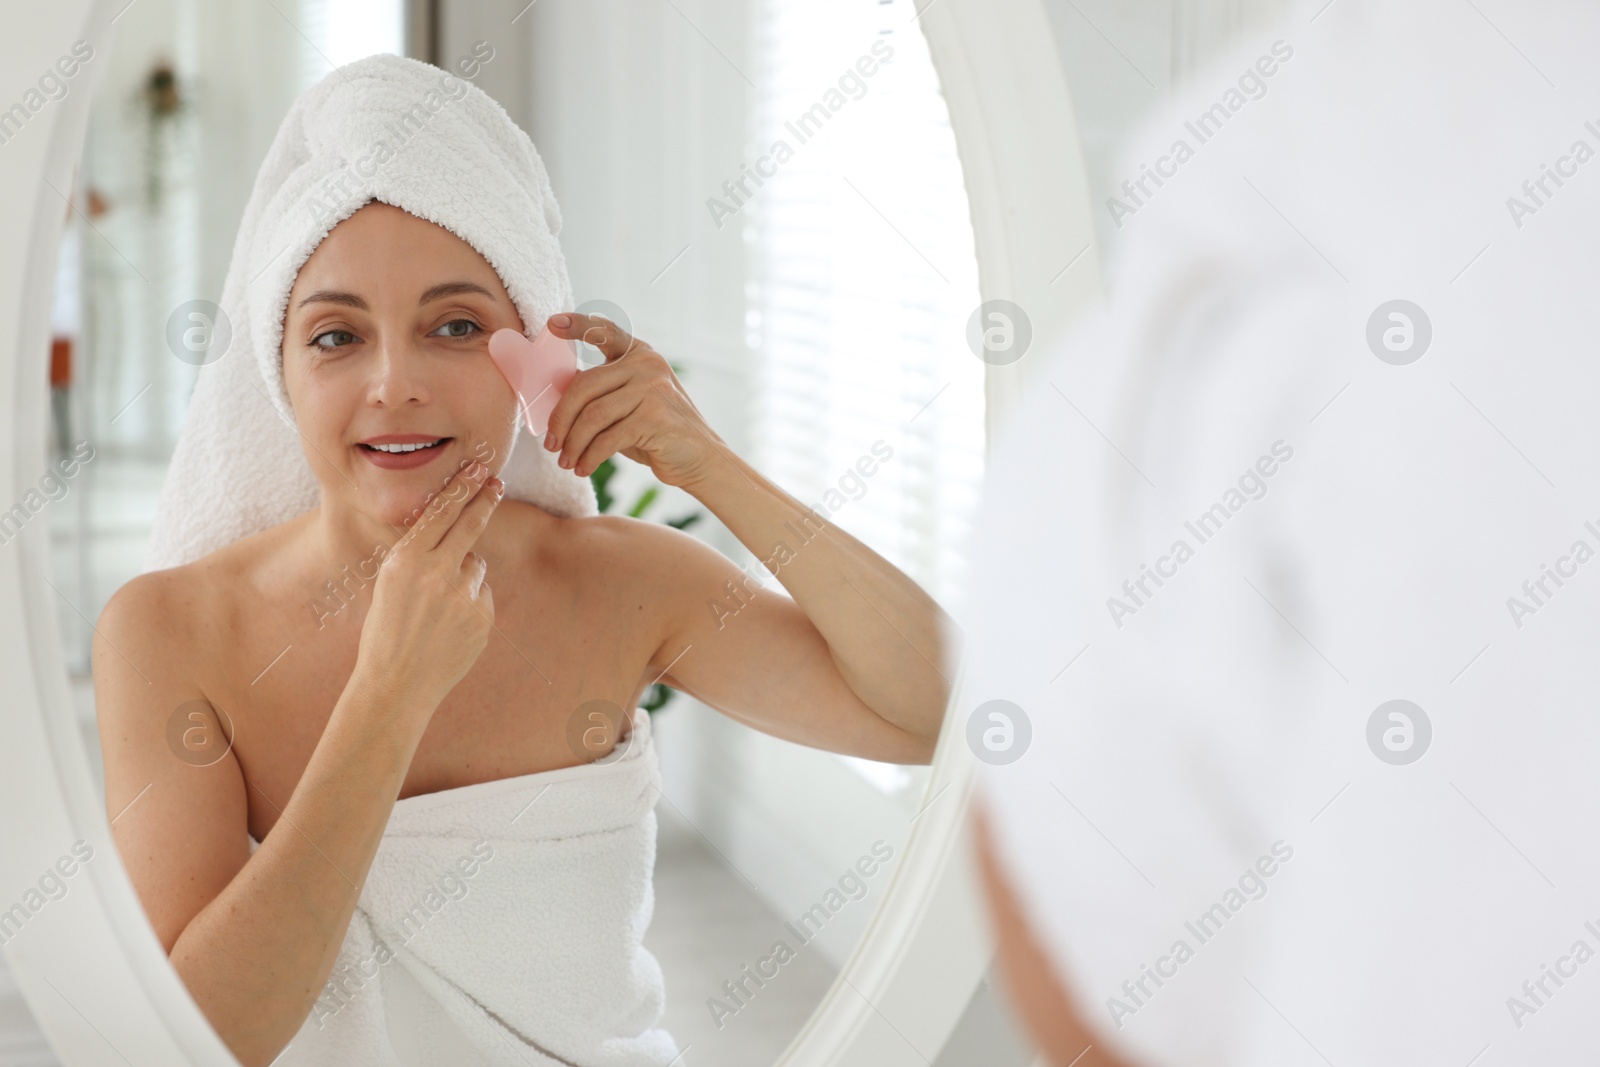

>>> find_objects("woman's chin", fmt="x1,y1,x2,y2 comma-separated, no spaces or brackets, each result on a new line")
369,489,453,531
344,445,501,528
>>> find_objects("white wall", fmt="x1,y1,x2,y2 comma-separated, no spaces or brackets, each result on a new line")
1039,0,1286,257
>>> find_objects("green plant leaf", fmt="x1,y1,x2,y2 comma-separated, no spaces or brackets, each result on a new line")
626,486,659,518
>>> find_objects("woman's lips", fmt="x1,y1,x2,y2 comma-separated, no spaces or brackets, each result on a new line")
358,436,452,470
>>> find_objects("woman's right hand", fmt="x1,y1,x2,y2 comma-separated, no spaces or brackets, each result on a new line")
355,461,504,715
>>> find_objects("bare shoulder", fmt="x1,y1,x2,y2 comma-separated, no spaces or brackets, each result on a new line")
508,506,741,658
94,553,234,765
537,508,728,587
97,533,260,663
96,561,215,680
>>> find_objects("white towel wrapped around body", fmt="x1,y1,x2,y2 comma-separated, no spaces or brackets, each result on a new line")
259,707,677,1067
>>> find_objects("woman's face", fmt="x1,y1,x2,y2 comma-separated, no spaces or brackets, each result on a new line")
281,201,523,528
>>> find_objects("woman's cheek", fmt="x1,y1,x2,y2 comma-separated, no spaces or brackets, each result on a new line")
481,393,521,471
489,430,517,483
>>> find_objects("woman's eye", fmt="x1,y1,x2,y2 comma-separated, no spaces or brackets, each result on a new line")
312,329,357,349
433,319,482,340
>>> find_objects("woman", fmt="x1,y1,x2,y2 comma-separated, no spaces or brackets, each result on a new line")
94,56,949,1067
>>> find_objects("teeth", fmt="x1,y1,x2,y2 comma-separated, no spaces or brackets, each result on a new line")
369,439,443,453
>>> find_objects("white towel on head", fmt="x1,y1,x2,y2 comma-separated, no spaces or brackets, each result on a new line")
144,52,595,572
965,1,1600,1065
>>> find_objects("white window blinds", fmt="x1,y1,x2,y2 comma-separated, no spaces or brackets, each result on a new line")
744,0,985,611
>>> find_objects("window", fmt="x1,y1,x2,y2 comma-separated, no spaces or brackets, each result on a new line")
297,0,404,89
744,0,986,613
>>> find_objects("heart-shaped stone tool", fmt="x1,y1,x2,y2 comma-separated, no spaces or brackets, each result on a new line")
488,326,578,438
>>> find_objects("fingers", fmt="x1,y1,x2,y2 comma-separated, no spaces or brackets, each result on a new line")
545,331,672,455
437,475,505,564
545,367,629,455
457,550,489,597
401,462,491,552
543,312,637,442
556,390,642,472
571,423,632,479
547,312,642,363
460,553,494,630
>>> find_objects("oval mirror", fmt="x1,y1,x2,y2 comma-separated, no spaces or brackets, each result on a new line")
0,1,1098,1064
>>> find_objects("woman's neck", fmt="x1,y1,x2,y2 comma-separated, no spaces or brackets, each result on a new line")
312,496,409,579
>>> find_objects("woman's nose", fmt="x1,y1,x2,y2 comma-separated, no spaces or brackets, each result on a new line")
367,335,432,408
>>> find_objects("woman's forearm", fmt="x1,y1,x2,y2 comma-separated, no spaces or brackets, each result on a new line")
685,447,955,743
169,669,430,1067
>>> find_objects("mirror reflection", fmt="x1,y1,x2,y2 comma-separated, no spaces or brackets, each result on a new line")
32,1,985,1064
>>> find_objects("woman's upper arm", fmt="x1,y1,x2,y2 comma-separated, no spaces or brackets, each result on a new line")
632,521,931,763
94,571,249,954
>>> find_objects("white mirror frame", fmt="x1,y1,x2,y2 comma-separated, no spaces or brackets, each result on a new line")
0,1,1101,1062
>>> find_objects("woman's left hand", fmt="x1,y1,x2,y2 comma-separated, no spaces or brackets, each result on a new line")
542,312,723,488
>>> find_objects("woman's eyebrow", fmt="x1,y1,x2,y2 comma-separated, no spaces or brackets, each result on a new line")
419,281,495,303
296,289,367,310
293,282,493,311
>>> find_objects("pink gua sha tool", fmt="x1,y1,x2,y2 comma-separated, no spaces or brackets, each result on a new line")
488,325,578,438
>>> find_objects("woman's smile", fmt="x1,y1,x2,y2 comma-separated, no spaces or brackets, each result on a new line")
357,432,456,470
